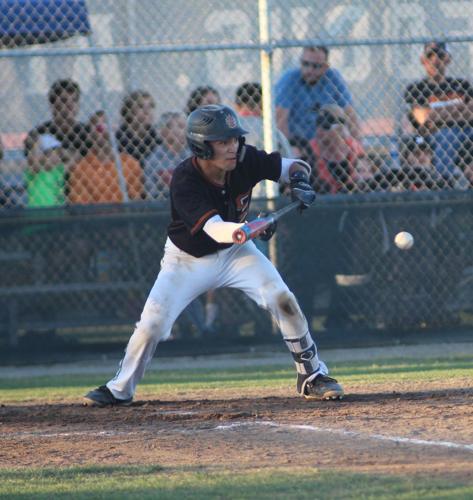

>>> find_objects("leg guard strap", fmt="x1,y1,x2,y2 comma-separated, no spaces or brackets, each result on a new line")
284,331,320,376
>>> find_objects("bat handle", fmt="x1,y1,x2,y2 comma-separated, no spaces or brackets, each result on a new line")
232,225,251,244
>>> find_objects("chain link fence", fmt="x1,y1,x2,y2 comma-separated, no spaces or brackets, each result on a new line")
1,1,473,350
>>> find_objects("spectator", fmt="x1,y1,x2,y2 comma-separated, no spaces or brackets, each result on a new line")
185,86,221,115
116,90,160,168
24,79,89,171
235,81,292,156
144,112,189,200
404,41,473,180
307,106,370,332
24,133,66,207
309,104,369,193
276,46,360,142
68,111,143,204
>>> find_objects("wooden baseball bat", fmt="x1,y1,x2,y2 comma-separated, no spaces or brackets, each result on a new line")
232,200,300,244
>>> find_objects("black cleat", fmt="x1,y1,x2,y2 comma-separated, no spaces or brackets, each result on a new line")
302,375,344,400
83,385,133,407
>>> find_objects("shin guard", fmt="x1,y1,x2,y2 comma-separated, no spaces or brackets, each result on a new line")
284,332,326,396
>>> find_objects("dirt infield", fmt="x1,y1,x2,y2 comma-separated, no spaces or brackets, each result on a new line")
1,378,472,477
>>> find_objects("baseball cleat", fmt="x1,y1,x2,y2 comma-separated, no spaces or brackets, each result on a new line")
302,375,344,400
83,385,133,407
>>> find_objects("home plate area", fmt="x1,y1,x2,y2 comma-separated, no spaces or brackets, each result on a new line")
1,385,472,476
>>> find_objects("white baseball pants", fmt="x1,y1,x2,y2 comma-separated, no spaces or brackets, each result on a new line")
107,238,325,399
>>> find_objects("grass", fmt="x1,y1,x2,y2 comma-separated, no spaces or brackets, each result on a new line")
0,355,472,402
1,355,472,498
1,465,473,499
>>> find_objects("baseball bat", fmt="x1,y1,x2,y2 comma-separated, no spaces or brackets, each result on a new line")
232,200,301,244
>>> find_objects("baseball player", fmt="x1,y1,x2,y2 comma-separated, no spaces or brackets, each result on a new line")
84,104,344,406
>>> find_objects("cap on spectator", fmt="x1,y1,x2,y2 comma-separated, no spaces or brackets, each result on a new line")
424,41,450,57
39,134,61,152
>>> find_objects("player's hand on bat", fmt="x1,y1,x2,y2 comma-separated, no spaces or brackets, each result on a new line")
289,170,316,210
257,212,277,241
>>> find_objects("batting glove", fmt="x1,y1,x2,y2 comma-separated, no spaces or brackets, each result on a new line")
289,170,316,210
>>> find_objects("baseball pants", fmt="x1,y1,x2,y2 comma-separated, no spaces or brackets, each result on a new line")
107,238,325,399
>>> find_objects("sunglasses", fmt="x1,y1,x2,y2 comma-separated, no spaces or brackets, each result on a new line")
301,60,326,70
425,49,448,60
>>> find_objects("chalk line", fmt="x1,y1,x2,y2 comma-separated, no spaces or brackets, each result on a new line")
215,421,473,452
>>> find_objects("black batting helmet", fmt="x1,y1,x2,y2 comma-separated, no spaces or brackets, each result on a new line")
186,104,248,159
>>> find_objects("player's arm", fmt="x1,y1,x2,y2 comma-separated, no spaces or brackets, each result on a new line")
203,215,244,243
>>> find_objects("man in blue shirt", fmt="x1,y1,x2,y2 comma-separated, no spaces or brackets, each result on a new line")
276,46,360,142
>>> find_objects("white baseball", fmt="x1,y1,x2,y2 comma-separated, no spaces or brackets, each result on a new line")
394,231,414,250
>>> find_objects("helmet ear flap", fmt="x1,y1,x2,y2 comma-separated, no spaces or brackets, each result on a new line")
200,141,213,160
188,139,213,159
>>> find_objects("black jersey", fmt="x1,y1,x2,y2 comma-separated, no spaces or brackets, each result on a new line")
168,145,281,257
404,77,473,130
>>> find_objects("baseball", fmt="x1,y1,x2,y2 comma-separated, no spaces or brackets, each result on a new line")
394,231,414,250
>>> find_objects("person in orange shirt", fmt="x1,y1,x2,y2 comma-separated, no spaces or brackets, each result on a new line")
68,111,143,204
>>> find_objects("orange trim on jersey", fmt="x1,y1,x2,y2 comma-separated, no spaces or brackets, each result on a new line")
190,209,219,235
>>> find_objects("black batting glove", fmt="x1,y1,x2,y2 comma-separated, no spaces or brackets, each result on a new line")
289,170,316,210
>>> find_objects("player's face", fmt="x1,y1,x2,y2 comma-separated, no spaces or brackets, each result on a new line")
209,137,239,170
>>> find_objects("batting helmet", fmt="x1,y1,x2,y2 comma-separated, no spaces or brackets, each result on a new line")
186,104,248,159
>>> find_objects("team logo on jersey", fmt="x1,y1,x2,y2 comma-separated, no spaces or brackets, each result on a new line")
236,191,251,221
225,113,238,128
